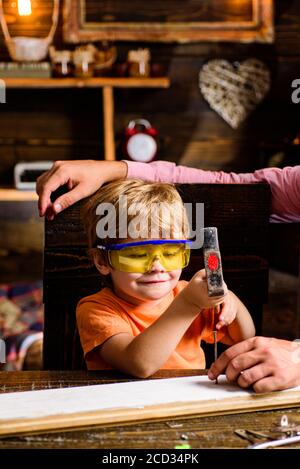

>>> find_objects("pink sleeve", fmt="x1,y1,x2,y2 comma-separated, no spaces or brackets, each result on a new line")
125,160,211,183
252,166,300,223
125,161,300,223
125,160,260,184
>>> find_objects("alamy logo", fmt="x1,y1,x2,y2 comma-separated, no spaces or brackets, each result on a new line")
291,79,300,104
0,79,6,104
95,198,205,249
0,339,6,363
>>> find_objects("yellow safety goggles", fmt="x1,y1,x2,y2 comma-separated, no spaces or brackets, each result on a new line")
97,240,191,273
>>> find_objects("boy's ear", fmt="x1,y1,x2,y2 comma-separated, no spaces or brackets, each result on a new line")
93,252,111,275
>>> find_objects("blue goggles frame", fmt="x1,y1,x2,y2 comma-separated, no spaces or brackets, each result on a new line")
97,239,192,251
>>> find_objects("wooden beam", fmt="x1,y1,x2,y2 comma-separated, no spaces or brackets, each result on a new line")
3,77,170,89
0,189,38,201
102,85,115,161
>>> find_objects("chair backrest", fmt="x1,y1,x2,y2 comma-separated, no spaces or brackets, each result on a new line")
43,183,271,370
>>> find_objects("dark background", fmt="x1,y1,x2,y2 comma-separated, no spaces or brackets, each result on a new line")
0,0,299,181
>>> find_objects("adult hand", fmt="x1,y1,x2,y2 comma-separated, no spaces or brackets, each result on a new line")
208,336,300,393
36,160,127,220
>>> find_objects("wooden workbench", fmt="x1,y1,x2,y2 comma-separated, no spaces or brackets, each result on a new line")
0,370,300,449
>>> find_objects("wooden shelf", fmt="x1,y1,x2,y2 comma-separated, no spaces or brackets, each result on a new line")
4,76,170,160
4,77,170,89
0,188,38,201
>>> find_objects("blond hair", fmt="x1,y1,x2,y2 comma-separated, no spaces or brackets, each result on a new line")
83,179,190,265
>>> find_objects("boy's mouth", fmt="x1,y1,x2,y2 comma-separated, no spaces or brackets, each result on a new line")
139,279,168,284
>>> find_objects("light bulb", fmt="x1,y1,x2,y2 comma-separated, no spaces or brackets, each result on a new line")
18,0,32,16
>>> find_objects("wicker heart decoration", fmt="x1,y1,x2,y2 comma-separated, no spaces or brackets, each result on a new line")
199,59,271,129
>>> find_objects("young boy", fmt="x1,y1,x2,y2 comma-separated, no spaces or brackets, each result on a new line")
76,179,255,377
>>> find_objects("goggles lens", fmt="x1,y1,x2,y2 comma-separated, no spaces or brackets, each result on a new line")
107,242,190,273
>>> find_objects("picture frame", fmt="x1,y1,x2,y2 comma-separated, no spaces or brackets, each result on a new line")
63,0,274,44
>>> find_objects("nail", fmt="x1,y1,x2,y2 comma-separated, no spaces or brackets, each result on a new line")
54,203,62,213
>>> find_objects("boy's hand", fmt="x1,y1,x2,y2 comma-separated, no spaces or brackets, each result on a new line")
182,269,227,310
215,291,238,330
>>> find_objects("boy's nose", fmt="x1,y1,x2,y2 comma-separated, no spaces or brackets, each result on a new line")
148,256,166,272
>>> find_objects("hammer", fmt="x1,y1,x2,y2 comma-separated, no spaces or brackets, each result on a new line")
202,227,225,383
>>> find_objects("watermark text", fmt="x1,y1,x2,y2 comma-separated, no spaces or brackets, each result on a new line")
0,79,6,104
95,198,204,249
0,339,6,363
291,79,300,104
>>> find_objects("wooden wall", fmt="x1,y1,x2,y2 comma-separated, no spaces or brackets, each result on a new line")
0,0,299,181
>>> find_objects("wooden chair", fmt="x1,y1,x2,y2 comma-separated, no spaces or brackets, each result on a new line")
269,223,300,337
43,183,271,370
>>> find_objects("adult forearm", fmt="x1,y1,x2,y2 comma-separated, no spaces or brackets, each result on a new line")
103,160,128,182
125,160,208,184
125,160,259,185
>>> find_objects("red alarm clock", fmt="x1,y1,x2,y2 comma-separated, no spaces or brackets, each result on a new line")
123,119,158,162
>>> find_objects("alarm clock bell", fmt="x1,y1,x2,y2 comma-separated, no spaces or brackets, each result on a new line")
123,119,158,163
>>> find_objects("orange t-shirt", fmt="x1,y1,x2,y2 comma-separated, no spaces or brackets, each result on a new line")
76,280,226,370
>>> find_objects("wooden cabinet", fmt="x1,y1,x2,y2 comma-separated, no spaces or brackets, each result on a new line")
0,76,170,200
4,77,170,160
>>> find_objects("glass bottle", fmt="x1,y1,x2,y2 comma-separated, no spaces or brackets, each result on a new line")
73,49,94,78
50,50,73,78
127,49,150,78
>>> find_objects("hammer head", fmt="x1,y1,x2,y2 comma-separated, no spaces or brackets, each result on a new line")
202,227,225,297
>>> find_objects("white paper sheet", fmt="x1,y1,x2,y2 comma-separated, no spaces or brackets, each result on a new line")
0,375,300,421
